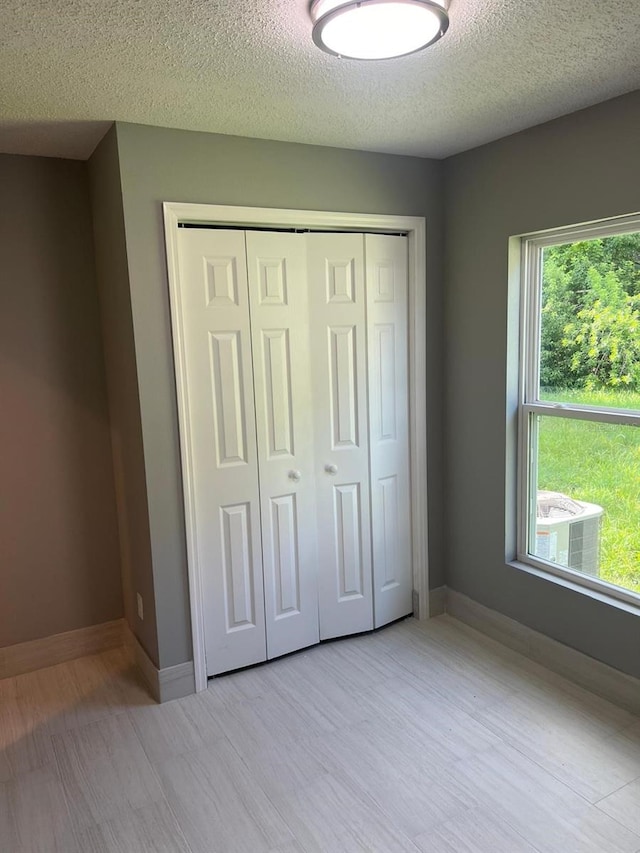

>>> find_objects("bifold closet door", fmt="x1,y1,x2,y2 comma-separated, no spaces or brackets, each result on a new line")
307,233,374,639
175,226,412,676
245,232,320,659
365,234,412,627
176,229,266,675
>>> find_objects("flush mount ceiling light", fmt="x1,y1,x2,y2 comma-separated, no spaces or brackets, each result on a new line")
310,0,449,60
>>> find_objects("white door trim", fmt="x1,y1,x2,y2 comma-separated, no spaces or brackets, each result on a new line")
163,202,429,692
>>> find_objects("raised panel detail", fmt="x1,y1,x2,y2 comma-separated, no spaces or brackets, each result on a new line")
373,260,395,302
375,324,397,442
329,325,358,449
326,259,355,303
334,483,364,600
204,257,238,306
209,331,248,467
379,476,400,591
220,503,255,631
262,329,294,458
258,258,288,305
270,494,300,618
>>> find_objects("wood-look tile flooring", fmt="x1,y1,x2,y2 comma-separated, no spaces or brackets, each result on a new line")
2,615,640,852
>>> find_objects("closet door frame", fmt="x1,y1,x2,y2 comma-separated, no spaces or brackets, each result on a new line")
164,202,429,692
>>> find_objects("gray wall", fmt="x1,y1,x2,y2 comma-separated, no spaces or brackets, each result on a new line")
88,128,160,666
444,89,640,678
0,154,122,647
114,121,445,668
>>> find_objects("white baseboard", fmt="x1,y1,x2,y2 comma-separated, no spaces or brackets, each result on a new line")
445,588,640,715
124,626,195,703
428,585,447,617
0,619,126,680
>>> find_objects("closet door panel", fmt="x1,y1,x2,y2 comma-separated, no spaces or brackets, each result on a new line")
307,233,374,639
177,229,266,675
246,232,320,659
366,234,412,626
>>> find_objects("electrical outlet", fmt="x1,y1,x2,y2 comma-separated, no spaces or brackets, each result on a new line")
137,593,144,620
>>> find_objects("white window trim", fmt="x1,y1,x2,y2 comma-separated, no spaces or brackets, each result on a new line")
163,202,429,692
517,212,640,610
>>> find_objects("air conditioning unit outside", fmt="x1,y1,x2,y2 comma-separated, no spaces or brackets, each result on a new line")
536,491,604,577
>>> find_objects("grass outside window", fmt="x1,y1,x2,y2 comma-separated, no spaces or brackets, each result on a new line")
534,394,640,594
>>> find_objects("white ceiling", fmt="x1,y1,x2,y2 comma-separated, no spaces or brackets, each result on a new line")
2,0,640,161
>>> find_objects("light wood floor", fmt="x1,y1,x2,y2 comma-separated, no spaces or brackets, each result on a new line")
1,615,640,852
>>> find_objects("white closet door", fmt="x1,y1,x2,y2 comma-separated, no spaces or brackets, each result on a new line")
366,234,413,626
307,233,374,639
176,229,266,675
245,232,320,658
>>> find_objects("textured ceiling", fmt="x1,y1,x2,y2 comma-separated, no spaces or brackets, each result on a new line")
1,0,640,160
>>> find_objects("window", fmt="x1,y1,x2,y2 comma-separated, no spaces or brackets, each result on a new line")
519,215,640,605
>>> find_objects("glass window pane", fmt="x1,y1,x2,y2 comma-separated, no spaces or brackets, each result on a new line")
529,416,640,595
539,233,640,411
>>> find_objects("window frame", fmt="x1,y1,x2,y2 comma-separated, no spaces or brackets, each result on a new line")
518,213,640,608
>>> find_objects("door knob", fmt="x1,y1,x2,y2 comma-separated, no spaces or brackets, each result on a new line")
288,469,302,482
324,464,338,475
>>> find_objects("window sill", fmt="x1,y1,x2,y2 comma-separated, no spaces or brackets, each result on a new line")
508,558,640,617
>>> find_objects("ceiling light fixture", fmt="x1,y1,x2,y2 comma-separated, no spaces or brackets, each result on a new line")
310,0,449,61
